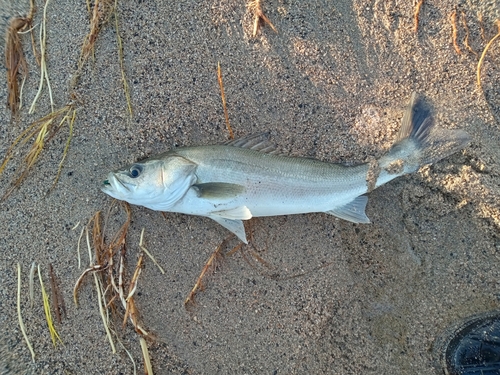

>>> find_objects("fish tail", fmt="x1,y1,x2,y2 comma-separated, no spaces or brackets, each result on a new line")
383,93,470,174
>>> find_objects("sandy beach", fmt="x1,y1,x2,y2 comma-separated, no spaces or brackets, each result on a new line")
1,0,499,373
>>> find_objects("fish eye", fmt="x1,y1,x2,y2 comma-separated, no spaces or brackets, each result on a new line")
129,164,143,178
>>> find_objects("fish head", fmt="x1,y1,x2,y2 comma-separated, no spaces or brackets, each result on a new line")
101,153,197,211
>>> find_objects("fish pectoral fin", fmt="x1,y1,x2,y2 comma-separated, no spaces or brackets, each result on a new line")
211,206,252,220
325,196,370,224
208,215,248,244
193,182,245,199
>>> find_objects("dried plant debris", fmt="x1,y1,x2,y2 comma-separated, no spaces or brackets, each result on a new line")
184,235,232,308
4,0,35,115
2,0,132,200
247,0,277,37
82,0,116,62
5,18,29,115
185,219,277,308
0,104,77,200
447,10,499,90
73,202,160,371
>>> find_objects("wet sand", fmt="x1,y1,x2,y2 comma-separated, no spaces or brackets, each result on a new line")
1,0,499,373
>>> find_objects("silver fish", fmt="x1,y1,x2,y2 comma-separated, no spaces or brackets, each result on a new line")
101,93,470,243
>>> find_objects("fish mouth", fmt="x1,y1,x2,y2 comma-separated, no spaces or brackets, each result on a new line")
101,173,133,196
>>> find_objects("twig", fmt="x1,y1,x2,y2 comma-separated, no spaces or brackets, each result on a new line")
17,263,36,362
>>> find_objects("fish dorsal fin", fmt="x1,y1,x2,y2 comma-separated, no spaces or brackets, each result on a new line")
211,206,252,220
224,133,279,154
193,182,245,199
325,196,370,224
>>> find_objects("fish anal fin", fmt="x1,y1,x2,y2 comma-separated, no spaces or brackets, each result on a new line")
326,196,370,224
211,206,252,220
208,216,248,244
193,182,245,199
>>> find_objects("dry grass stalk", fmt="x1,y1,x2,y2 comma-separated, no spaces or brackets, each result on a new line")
115,4,133,118
93,269,116,353
49,264,66,324
49,264,61,324
217,62,233,139
413,0,424,33
247,0,277,37
477,20,500,89
17,263,36,362
38,264,62,346
29,261,36,307
29,0,54,114
139,336,153,375
139,229,165,274
76,226,85,269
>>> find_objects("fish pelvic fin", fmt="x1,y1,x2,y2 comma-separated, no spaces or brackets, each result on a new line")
381,93,470,174
208,215,248,244
325,196,370,224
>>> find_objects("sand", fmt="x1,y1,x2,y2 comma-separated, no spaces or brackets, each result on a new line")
1,0,500,374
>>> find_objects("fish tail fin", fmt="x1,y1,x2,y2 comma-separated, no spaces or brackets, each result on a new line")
382,93,470,174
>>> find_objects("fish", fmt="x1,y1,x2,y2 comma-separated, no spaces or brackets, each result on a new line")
101,93,470,243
